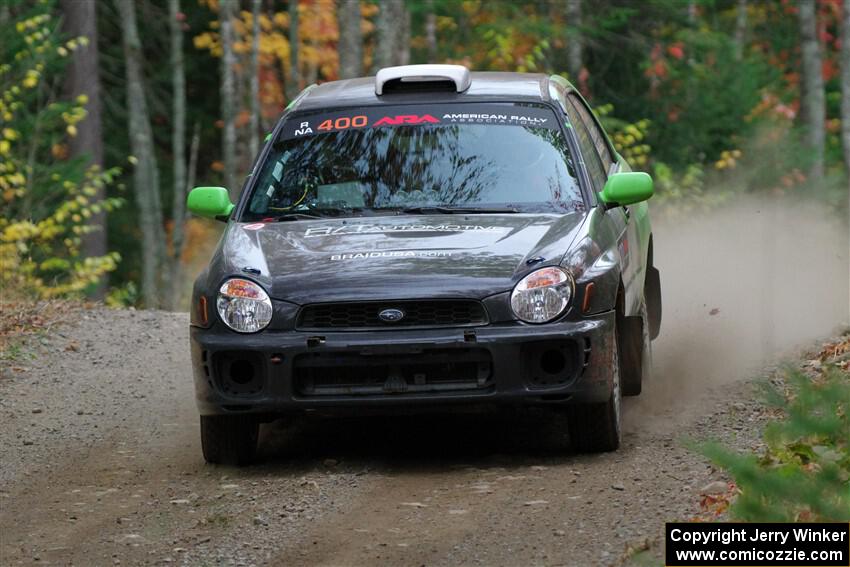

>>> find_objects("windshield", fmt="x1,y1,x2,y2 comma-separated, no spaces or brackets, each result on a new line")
242,103,583,221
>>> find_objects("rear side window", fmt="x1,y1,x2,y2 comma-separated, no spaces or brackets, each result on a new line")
564,103,607,192
567,94,614,173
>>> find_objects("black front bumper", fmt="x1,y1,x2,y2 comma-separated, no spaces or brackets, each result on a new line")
190,311,616,416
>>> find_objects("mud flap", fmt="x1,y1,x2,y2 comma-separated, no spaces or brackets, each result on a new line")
646,266,662,340
618,312,644,396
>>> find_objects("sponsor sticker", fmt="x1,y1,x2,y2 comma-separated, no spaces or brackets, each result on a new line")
242,223,265,231
304,224,508,238
329,250,453,261
279,104,559,141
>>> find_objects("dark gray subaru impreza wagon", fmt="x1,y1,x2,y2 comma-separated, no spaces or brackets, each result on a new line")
186,64,662,465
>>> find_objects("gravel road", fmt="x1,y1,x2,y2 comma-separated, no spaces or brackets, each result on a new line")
1,198,845,566
0,307,771,567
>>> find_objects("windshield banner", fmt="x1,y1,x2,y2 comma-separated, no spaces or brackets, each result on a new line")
279,104,559,141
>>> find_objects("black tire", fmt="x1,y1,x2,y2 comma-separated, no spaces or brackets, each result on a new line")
200,415,259,465
567,333,622,453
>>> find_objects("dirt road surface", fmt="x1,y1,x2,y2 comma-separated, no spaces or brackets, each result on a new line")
1,199,846,566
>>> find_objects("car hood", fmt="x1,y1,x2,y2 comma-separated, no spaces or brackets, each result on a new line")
220,213,587,304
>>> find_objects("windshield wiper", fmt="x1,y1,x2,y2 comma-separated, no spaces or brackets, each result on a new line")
400,206,520,215
274,213,323,221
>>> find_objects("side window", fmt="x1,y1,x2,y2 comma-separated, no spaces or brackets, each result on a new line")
563,103,607,192
567,94,615,174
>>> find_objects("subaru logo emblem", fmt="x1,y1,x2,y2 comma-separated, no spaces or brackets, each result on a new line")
378,308,405,323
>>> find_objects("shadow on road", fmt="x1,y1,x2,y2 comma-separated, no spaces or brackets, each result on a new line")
251,404,633,474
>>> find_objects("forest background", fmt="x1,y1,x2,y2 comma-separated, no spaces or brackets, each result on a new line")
1,0,849,309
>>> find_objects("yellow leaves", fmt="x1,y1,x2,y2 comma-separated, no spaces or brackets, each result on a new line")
0,140,10,156
272,12,288,27
3,128,19,141
66,125,77,138
714,149,742,170
22,70,39,89
57,46,68,57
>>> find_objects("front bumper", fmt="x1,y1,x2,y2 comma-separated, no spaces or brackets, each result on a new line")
190,311,616,416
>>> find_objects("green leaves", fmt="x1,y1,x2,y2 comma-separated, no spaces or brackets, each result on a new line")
701,364,850,522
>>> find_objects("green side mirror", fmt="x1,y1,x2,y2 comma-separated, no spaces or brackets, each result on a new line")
187,186,235,221
598,172,653,208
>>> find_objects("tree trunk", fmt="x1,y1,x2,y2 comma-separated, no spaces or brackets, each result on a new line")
220,0,237,196
377,0,407,69
840,0,850,179
61,0,107,298
115,0,165,308
425,0,437,62
734,0,747,60
287,0,300,101
565,0,582,81
399,1,410,66
799,0,825,181
841,0,850,306
168,0,187,310
250,0,261,159
337,0,363,78
687,0,697,24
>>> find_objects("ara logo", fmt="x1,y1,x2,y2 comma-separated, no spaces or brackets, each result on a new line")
373,114,440,126
378,308,405,323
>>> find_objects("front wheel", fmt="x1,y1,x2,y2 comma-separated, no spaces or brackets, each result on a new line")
566,336,622,453
200,415,259,465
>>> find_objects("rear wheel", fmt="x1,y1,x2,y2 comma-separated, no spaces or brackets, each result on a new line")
200,415,259,465
567,333,621,453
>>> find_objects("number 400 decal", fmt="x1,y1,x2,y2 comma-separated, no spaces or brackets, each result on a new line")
317,116,368,131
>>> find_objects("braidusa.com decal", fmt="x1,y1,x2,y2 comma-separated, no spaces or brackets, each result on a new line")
280,103,559,140
329,250,453,261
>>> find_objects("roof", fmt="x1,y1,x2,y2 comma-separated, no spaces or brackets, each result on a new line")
293,71,554,112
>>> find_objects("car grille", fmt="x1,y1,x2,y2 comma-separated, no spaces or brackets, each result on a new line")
296,300,489,330
293,348,493,397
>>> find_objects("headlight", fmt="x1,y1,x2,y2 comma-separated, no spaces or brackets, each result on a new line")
217,278,273,333
510,266,573,323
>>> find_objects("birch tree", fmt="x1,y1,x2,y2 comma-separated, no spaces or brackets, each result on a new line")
338,0,363,78
168,0,188,307
840,0,850,179
734,0,747,60
565,0,582,80
249,0,261,159
287,0,300,101
220,0,237,196
424,0,437,62
798,0,825,181
115,0,165,307
61,0,106,297
375,0,406,69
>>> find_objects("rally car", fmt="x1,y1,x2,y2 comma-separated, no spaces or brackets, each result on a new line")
187,64,662,465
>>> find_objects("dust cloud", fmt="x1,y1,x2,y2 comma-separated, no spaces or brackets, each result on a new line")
632,196,849,418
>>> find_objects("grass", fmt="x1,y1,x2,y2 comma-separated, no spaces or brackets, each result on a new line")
0,299,86,364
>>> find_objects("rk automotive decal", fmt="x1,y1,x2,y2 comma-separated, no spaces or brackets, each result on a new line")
304,224,509,237
281,104,559,140
330,250,453,261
